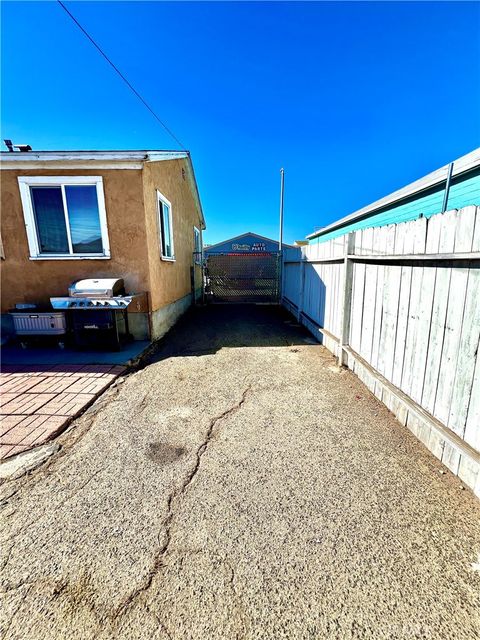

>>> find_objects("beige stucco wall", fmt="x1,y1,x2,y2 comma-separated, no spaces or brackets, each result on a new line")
1,159,204,341
0,168,151,313
142,159,203,312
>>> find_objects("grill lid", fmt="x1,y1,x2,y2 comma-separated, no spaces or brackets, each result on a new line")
68,278,125,298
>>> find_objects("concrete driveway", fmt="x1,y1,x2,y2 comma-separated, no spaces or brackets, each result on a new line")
1,305,479,640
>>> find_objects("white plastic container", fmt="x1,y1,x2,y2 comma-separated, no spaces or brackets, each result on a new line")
10,312,67,336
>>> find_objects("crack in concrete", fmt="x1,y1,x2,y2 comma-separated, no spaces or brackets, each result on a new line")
0,543,15,573
0,579,34,595
55,468,104,509
0,385,120,506
1,466,106,555
222,555,248,639
1,583,32,638
113,384,252,621
148,608,173,640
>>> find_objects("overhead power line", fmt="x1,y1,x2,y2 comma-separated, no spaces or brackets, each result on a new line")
57,0,186,150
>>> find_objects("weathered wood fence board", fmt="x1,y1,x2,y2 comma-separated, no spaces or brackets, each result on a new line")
282,206,480,496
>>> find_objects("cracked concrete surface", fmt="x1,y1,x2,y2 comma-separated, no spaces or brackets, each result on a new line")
1,305,480,640
115,384,252,618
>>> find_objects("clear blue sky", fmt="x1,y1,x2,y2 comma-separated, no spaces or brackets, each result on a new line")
2,1,479,245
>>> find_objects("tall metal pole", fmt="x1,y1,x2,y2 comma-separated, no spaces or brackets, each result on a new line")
278,168,285,302
279,168,285,251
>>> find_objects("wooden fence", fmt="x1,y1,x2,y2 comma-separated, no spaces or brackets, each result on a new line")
282,206,480,496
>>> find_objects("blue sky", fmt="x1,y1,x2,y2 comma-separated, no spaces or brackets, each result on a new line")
2,1,479,245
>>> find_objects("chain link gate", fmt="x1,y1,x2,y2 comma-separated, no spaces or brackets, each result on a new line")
204,252,281,303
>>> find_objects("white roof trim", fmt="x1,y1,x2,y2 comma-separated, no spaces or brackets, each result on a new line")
184,156,206,231
0,150,188,166
307,147,480,239
0,160,146,170
0,150,188,170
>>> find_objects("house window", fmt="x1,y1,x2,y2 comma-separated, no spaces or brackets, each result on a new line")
157,190,174,260
18,176,110,259
194,226,202,264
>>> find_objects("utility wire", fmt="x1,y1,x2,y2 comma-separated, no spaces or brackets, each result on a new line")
57,0,186,150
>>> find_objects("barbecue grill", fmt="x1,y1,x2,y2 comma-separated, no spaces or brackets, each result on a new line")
50,278,132,309
50,278,133,350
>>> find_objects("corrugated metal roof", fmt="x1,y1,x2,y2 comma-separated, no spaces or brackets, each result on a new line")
307,147,480,240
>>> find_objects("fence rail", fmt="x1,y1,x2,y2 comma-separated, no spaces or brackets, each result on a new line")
282,206,480,496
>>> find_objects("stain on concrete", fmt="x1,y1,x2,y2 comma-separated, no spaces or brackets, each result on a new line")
146,442,186,465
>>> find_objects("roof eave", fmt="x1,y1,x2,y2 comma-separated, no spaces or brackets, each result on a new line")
183,153,206,231
0,150,189,167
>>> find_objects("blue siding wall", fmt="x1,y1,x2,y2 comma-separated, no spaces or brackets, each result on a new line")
311,169,480,244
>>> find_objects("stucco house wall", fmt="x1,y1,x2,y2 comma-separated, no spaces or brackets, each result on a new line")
0,152,205,341
1,168,150,310
142,158,204,338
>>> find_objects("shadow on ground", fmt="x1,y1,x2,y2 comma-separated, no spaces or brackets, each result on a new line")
145,304,313,363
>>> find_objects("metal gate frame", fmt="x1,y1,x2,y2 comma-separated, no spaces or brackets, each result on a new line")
204,252,281,304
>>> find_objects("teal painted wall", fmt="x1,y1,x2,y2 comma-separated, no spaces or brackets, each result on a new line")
310,168,480,244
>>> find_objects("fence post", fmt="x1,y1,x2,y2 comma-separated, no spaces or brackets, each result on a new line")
297,257,306,322
338,233,355,365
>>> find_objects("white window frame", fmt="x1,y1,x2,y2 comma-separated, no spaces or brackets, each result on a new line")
18,176,110,260
156,189,175,261
193,226,202,264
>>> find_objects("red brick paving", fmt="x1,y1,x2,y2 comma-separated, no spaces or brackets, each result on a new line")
0,364,126,461
30,377,82,393
0,393,19,409
0,415,25,436
63,377,113,394
1,376,47,393
1,393,57,415
36,392,96,416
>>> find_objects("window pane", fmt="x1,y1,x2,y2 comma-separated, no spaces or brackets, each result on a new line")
161,201,173,257
159,204,167,256
65,185,103,254
30,187,69,253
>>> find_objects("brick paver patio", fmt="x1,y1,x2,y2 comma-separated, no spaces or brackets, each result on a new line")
0,364,126,460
